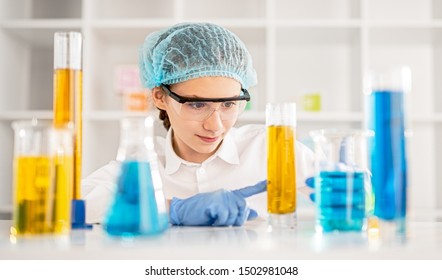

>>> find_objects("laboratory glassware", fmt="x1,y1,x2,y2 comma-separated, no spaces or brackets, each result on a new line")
53,31,90,229
104,116,169,237
365,67,410,233
310,129,370,232
266,102,297,228
11,120,73,236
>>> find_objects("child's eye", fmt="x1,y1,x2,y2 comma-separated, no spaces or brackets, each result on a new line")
222,101,237,109
186,102,207,110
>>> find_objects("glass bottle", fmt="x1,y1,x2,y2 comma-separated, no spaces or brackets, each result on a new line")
104,116,169,237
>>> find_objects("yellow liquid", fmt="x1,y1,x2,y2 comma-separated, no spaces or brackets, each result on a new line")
53,68,82,199
12,156,73,235
267,125,297,214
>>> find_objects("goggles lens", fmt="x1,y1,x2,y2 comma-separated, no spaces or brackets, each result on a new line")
161,85,250,121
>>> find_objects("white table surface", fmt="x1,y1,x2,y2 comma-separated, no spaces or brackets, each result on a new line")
1,211,442,260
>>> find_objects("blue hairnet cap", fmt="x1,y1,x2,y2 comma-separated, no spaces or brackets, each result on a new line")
139,22,257,89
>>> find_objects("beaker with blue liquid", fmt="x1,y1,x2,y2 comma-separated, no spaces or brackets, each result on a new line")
310,129,371,232
365,67,410,232
103,116,169,237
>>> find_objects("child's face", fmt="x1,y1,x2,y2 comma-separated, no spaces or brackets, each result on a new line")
160,76,242,163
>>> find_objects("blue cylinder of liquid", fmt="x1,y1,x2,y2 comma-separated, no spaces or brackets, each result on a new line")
104,160,169,237
367,90,407,221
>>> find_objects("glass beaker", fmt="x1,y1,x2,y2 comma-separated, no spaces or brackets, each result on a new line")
310,129,370,232
266,102,297,228
11,120,73,236
103,116,169,237
364,67,410,232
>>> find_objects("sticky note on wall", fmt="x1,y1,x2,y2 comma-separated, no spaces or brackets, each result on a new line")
302,93,321,111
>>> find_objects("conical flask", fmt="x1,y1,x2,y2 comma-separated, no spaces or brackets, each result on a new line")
104,116,169,237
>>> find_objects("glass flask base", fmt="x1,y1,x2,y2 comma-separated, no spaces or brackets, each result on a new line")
268,213,296,229
316,218,364,233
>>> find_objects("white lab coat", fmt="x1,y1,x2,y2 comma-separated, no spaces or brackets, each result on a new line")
82,124,315,223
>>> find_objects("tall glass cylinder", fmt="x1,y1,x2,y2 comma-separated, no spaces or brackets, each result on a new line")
266,102,297,228
53,32,89,229
53,32,82,201
104,116,169,237
365,66,410,232
11,120,73,236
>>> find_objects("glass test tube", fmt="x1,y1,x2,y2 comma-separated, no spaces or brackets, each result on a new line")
53,32,83,201
365,66,410,233
266,102,297,228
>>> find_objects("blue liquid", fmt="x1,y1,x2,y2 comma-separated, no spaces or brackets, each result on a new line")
368,90,407,221
315,171,365,232
104,161,169,237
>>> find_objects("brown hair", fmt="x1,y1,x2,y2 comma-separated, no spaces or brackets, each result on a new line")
158,108,171,130
152,87,171,131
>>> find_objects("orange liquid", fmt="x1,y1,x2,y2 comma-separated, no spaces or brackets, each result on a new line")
53,68,82,199
267,125,297,214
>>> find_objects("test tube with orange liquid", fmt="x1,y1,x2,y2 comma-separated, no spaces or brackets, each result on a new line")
53,32,91,229
266,103,297,229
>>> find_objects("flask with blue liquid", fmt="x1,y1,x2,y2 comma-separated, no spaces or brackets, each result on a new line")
310,129,370,232
104,116,169,237
365,67,410,232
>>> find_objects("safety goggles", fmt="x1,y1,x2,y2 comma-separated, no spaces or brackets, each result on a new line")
160,84,250,121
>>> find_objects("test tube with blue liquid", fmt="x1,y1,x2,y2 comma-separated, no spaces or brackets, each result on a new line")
103,116,169,237
365,67,410,233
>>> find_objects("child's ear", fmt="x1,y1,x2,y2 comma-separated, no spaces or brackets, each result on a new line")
151,87,166,110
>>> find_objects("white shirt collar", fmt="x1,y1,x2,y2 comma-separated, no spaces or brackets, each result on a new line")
215,131,240,165
163,128,240,175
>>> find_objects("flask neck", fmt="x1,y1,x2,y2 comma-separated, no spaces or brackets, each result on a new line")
116,117,154,162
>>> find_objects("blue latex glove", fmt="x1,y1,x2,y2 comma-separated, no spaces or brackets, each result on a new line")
305,177,316,202
306,168,366,202
169,180,267,227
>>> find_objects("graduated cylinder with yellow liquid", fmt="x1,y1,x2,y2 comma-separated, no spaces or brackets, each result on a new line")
53,32,90,229
266,103,297,228
11,120,73,236
53,32,82,200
